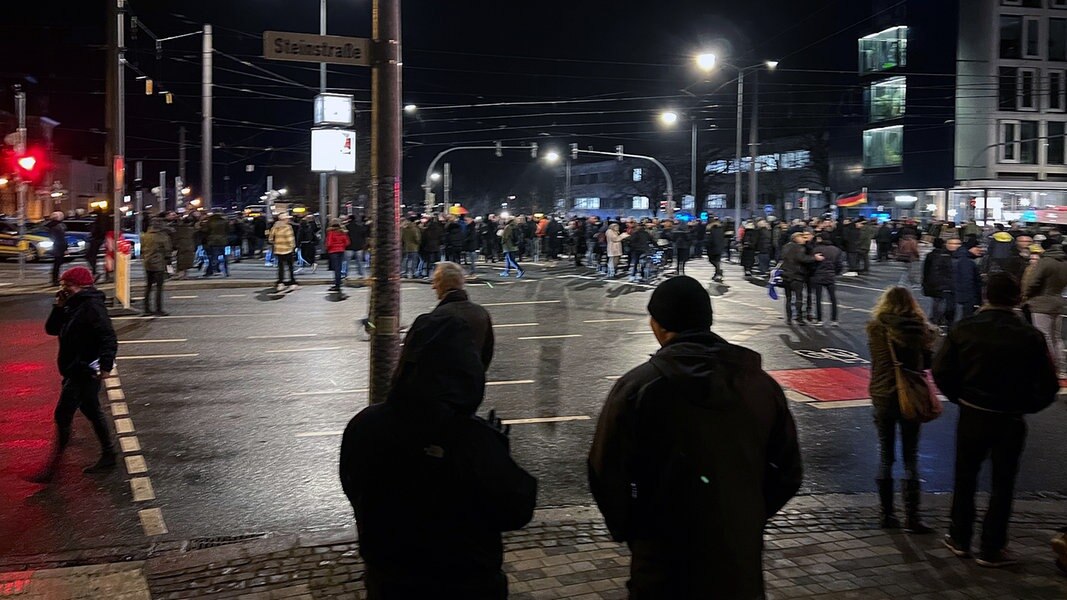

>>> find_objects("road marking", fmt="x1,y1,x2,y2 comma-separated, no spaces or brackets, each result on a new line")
294,431,344,438
107,388,125,401
292,389,368,396
116,353,199,360
486,379,535,386
119,436,141,453
785,390,817,403
111,402,129,416
170,295,199,299
124,455,148,474
111,365,119,376
113,313,280,320
105,377,122,389
247,333,319,339
583,318,637,323
482,300,561,307
118,339,189,345
811,399,873,409
266,346,343,354
605,375,621,380
115,418,135,434
501,415,591,425
138,508,168,536
836,282,889,293
219,294,247,297
493,322,540,328
130,477,156,502
626,331,653,335
517,334,582,340
751,324,772,331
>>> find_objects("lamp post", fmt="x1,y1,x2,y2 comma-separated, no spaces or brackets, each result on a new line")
658,110,704,219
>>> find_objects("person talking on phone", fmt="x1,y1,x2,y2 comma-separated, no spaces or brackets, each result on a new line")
28,266,118,483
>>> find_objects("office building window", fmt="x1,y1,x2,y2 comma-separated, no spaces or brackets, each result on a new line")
1026,17,1042,58
1000,67,1018,110
1051,71,1066,111
632,196,649,210
1002,16,1023,59
999,120,1039,163
1020,68,1038,110
705,194,727,209
1004,0,1042,6
632,168,643,182
1054,0,1067,8
682,196,696,211
858,26,908,75
868,77,906,122
574,197,600,210
1022,121,1039,163
1052,18,1067,61
863,125,903,169
1001,121,1020,162
779,150,813,169
1049,122,1066,164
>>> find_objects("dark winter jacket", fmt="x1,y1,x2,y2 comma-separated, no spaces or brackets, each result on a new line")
875,224,892,244
340,313,536,597
44,218,68,255
843,225,861,253
628,228,652,254
954,249,983,308
45,288,118,378
755,227,772,253
444,221,465,252
933,308,1058,414
174,221,197,271
421,220,443,252
202,214,229,248
140,224,173,272
706,224,726,256
810,241,844,285
1024,245,1067,315
588,331,801,600
922,247,955,298
779,241,815,282
426,289,495,371
866,314,936,411
347,219,369,251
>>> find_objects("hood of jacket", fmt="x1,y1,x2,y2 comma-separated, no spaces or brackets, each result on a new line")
389,312,485,416
67,287,107,310
647,331,762,411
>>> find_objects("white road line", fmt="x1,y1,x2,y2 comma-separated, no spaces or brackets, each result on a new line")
105,377,122,389
501,415,591,425
219,294,247,298
836,282,890,293
493,323,539,328
113,313,281,320
247,333,319,339
106,388,125,402
130,477,156,502
850,307,872,313
626,331,653,335
124,455,148,475
138,508,168,536
118,339,189,345
111,365,118,376
294,431,344,438
119,436,141,453
810,399,873,409
116,353,199,360
486,379,535,386
482,300,561,307
751,324,772,331
785,390,817,404
170,295,199,299
111,402,129,416
583,318,637,323
517,334,582,341
604,375,621,380
292,389,368,396
266,346,344,354
115,418,135,434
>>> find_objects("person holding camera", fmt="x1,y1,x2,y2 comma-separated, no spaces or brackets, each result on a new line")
28,266,118,483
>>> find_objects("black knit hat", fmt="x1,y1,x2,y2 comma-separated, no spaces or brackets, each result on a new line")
647,276,713,333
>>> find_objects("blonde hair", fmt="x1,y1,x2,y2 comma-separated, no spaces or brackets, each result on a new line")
871,286,927,321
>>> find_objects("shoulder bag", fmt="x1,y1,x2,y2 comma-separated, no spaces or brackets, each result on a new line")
887,333,943,423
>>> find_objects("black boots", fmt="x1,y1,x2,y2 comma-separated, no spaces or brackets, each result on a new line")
83,451,117,474
903,479,935,534
877,478,901,529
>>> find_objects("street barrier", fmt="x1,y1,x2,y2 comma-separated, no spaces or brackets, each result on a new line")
116,239,132,309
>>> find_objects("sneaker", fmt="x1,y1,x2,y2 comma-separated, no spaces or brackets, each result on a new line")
831,321,840,328
500,271,510,277
276,283,286,292
327,286,340,292
288,284,300,290
814,320,824,327
976,548,1018,568
83,452,117,474
843,271,859,277
942,536,972,558
154,310,170,317
516,271,525,279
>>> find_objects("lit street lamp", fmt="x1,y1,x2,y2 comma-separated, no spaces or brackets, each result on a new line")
404,104,417,113
659,111,679,125
696,52,717,72
430,172,441,182
543,151,560,163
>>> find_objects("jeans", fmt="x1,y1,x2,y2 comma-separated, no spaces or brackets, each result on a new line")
757,252,770,274
950,406,1027,556
329,252,345,288
144,270,166,313
814,282,838,322
629,252,646,279
1031,312,1063,373
206,245,228,275
930,292,957,327
857,250,870,272
403,251,420,277
55,376,112,454
874,405,920,480
502,251,522,274
898,261,920,289
784,280,805,321
276,252,296,285
51,253,65,285
607,256,619,278
467,250,478,275
349,249,367,278
420,251,437,277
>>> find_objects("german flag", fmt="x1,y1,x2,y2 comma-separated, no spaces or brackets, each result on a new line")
836,190,867,208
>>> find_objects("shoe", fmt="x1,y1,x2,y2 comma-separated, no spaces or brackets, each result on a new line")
814,320,824,327
154,310,170,317
902,480,935,534
83,452,117,474
328,286,340,292
141,311,154,317
830,321,840,328
500,271,510,277
288,284,300,290
516,271,525,279
976,548,1019,568
311,264,318,273
942,536,971,558
276,283,286,292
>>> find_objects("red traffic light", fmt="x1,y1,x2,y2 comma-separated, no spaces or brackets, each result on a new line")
10,148,46,184
16,155,36,173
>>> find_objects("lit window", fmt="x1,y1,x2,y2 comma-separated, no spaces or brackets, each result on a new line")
868,77,906,122
574,197,600,210
705,194,727,209
863,125,903,170
705,160,729,174
858,26,908,75
632,168,643,182
632,196,649,210
682,196,696,211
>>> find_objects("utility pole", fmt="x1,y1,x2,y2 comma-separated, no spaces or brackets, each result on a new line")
690,119,698,217
134,161,143,234
734,70,744,226
319,0,328,225
178,125,186,185
266,174,274,218
368,0,402,404
111,0,125,250
158,170,166,211
14,86,26,283
202,24,212,209
748,70,759,217
443,162,451,206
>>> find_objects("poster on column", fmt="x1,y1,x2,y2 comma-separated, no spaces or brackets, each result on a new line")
311,129,357,173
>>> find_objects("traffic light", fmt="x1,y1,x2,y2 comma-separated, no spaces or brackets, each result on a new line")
11,148,45,185
570,143,578,160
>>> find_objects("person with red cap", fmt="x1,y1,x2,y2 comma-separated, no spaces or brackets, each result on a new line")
29,266,118,483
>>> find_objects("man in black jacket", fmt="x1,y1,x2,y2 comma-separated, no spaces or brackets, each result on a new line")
780,231,823,324
811,232,844,326
346,215,369,279
340,313,536,599
428,261,494,370
589,276,802,599
30,266,118,483
923,237,959,329
934,273,1059,568
706,219,726,283
44,211,69,286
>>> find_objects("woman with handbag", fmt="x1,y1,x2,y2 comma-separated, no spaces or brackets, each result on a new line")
867,286,938,533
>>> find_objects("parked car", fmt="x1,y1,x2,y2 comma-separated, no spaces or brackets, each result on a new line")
0,220,86,261
61,219,141,258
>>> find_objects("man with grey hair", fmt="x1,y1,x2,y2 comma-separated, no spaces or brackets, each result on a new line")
420,261,495,370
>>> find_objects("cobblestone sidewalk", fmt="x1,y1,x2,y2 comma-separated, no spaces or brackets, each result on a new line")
4,495,1066,599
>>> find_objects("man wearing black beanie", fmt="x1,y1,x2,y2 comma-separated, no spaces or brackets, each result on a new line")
589,275,802,599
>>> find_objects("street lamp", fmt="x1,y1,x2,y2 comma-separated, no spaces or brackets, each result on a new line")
659,111,679,125
543,151,561,163
404,104,417,113
429,172,441,182
696,53,717,72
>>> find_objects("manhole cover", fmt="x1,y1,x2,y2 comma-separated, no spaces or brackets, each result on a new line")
184,533,270,551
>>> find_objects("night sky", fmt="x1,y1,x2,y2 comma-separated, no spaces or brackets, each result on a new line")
1,0,908,210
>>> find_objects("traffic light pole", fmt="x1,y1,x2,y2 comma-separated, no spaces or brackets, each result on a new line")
111,0,126,262
14,86,26,283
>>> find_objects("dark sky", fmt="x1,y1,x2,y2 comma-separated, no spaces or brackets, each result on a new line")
1,0,889,208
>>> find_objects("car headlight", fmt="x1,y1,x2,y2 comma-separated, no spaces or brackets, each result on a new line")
39,240,53,249
77,240,86,248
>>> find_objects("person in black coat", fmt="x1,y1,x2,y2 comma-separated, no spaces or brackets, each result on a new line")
462,215,481,276
429,261,494,369
346,215,369,278
922,237,959,328
672,221,692,275
29,267,118,483
443,215,464,264
44,211,69,286
954,242,983,319
340,312,536,599
810,233,844,325
420,217,443,278
780,231,822,324
589,276,801,599
706,220,726,282
875,223,893,262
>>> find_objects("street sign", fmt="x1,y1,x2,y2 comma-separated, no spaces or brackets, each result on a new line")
311,129,356,173
263,31,370,66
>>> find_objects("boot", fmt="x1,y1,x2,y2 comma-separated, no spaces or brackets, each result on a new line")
83,451,117,474
25,448,62,484
877,478,901,529
903,479,935,534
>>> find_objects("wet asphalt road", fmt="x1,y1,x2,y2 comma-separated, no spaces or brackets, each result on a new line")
2,257,1065,559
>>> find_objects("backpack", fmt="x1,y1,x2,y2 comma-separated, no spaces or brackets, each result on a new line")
897,237,918,261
